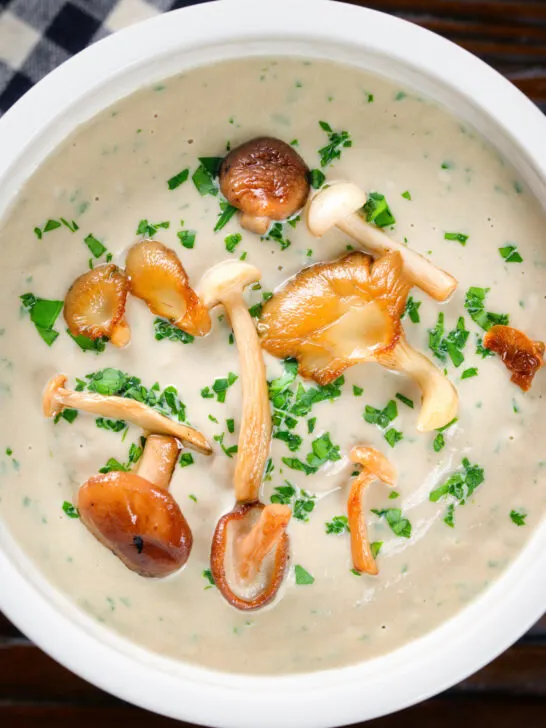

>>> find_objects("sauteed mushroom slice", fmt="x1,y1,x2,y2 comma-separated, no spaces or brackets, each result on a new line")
260,251,458,431
199,260,271,502
125,240,211,336
78,434,193,577
64,264,130,347
219,137,310,234
348,446,397,575
210,502,291,610
483,325,545,391
306,181,457,302
43,373,212,454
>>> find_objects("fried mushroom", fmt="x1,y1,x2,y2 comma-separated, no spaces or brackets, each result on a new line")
219,137,310,234
483,325,544,391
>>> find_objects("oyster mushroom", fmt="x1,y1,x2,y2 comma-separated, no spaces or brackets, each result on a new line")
78,434,193,577
199,260,291,609
306,182,457,302
43,373,211,454
483,325,544,391
260,251,458,432
219,137,310,235
211,502,291,611
64,264,130,347
348,446,397,575
125,240,211,336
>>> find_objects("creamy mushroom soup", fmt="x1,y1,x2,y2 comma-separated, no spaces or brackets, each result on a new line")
0,58,545,674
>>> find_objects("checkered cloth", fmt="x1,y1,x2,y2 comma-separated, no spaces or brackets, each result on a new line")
0,0,211,114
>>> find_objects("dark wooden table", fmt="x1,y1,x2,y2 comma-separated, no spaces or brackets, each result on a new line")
1,1,545,726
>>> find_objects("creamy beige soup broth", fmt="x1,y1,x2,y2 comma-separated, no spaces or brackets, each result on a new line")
0,58,545,674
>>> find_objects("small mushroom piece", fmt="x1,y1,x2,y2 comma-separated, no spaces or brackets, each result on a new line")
260,251,458,431
483,325,545,391
64,264,130,347
348,446,397,575
43,373,211,454
219,137,310,235
78,434,192,576
210,502,291,610
199,260,271,502
306,182,457,302
125,240,211,336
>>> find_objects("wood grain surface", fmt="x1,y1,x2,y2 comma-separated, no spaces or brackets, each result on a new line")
1,1,545,726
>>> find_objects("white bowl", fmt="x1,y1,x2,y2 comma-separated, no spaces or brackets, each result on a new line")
0,1,545,725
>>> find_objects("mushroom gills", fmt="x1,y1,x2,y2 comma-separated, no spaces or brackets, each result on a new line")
78,471,193,578
211,503,290,610
64,264,130,346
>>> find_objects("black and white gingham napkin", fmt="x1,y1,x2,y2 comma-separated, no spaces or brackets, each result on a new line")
0,0,211,114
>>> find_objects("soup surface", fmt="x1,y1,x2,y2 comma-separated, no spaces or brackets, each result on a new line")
0,58,545,675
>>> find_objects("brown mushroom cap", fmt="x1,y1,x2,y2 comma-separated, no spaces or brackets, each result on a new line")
64,264,130,346
483,325,545,391
211,502,290,611
125,240,211,337
219,137,310,233
78,471,193,577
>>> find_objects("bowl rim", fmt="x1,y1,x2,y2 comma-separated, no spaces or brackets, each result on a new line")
0,1,545,726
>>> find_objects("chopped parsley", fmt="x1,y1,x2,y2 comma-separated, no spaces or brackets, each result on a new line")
464,287,509,331
20,293,63,346
226,418,235,434
179,452,194,468
371,508,412,538
403,296,421,324
401,190,412,200
353,385,364,397
364,400,398,428
384,428,404,448
325,515,349,534
202,569,215,588
214,201,238,232
371,541,383,558
67,331,107,352
317,120,352,167
78,368,188,423
363,192,396,228
201,372,238,403
62,501,79,519
99,441,143,474
96,417,126,432
54,408,78,425
270,482,316,522
476,335,495,358
34,218,79,239
225,232,242,253
432,417,458,452
192,157,223,196
389,491,400,500
273,430,303,452
294,564,315,585
309,169,326,189
444,503,455,528
262,222,291,250
307,417,316,434
167,168,189,190
429,457,485,526
444,232,469,245
499,244,523,263
461,367,478,379
396,393,414,408
177,229,196,249
510,509,527,526
282,432,341,476
154,318,194,344
428,313,469,367
136,219,170,238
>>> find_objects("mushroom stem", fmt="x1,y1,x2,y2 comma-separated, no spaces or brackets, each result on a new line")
43,374,212,455
348,446,397,575
306,182,457,302
199,261,271,503
348,471,379,575
237,503,291,581
380,337,458,432
224,291,271,503
136,434,180,489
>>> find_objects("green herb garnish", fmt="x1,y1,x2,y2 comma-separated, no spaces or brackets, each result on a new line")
499,244,523,263
154,318,194,344
178,229,196,249
309,169,326,189
325,515,349,534
294,565,315,585
62,501,79,519
214,201,237,232
136,219,170,238
363,192,396,227
225,232,242,253
20,293,63,345
317,120,352,167
179,453,194,468
395,393,414,408
403,296,421,324
465,287,509,331
167,168,189,190
371,508,412,538
444,232,469,245
510,509,527,526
